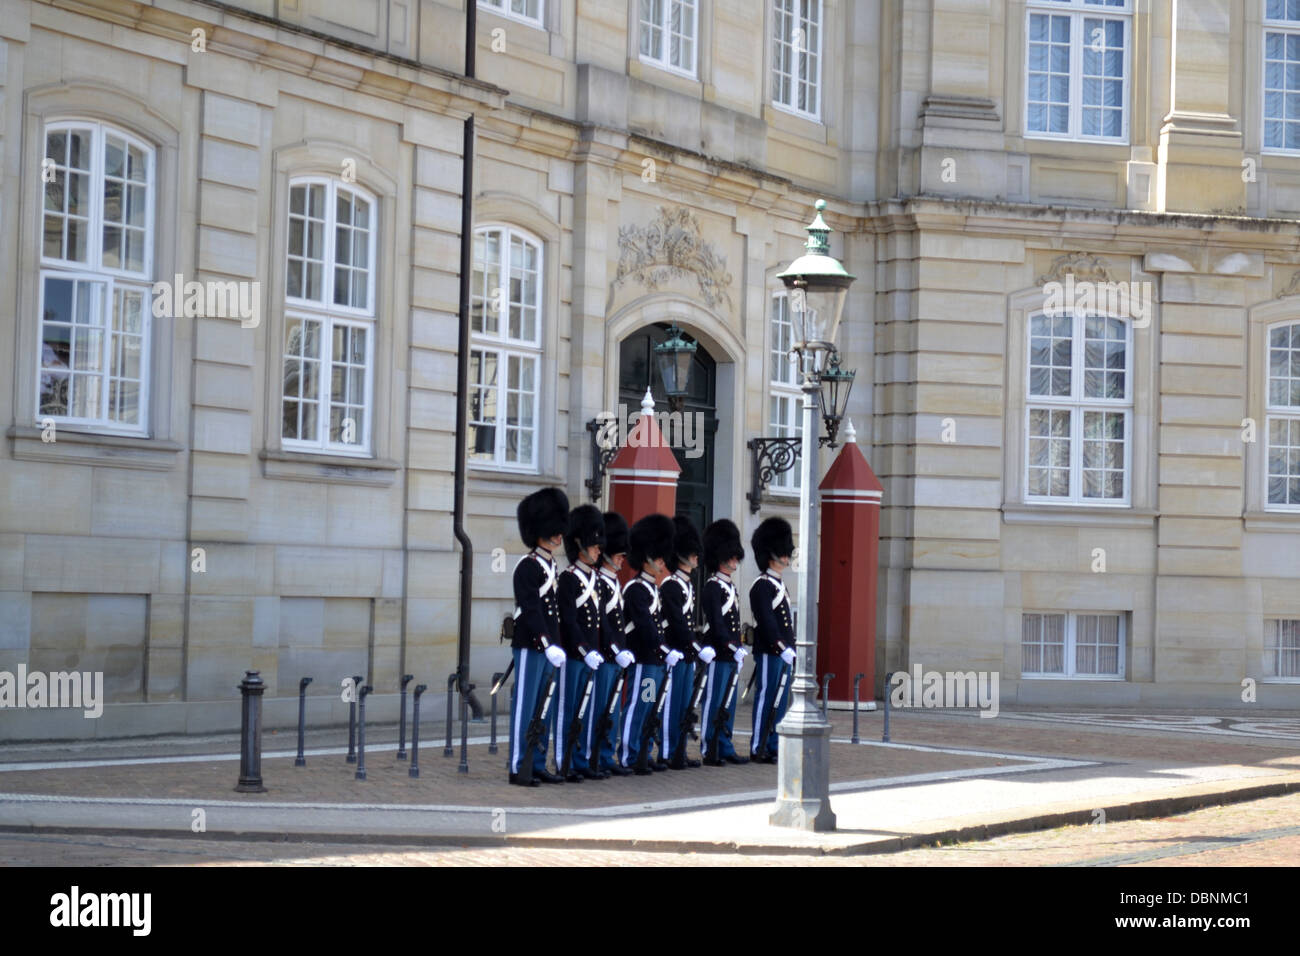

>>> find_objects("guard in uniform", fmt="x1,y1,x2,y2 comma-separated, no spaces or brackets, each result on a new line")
556,504,607,781
507,486,570,786
699,519,749,764
589,511,636,776
659,515,712,767
618,513,680,773
749,516,796,764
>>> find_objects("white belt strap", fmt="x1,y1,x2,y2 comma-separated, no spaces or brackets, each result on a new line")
513,551,557,619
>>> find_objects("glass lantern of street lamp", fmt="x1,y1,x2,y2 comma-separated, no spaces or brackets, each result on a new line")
653,323,697,412
818,350,856,446
776,199,855,372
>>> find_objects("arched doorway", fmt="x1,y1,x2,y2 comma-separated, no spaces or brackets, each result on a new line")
618,323,718,533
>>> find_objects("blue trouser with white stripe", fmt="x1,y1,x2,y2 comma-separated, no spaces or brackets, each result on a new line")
700,659,740,759
553,659,594,773
507,647,556,775
661,659,694,762
619,662,665,768
584,661,622,771
750,653,790,758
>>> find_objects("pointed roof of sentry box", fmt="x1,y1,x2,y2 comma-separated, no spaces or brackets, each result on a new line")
819,419,884,494
607,388,682,475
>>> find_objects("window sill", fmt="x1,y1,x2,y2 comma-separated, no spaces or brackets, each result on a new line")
1002,503,1156,528
259,449,399,487
1019,674,1126,681
1243,511,1300,533
467,468,563,498
6,425,183,471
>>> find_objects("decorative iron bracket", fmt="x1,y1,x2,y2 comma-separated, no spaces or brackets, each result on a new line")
747,437,802,513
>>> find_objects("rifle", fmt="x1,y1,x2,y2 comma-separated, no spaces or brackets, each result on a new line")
588,665,630,770
669,664,709,769
703,664,741,766
753,661,791,759
515,663,559,786
559,668,596,778
634,667,674,773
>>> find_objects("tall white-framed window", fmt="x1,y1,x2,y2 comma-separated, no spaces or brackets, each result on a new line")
1025,0,1130,142
281,178,376,456
1025,311,1132,505
772,0,822,119
1022,611,1125,678
38,120,154,435
769,292,803,493
1263,619,1300,679
469,225,542,471
1265,321,1300,509
1264,1,1300,151
480,0,544,29
639,0,698,77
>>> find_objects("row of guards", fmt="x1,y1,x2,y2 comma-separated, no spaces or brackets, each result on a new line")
498,394,883,787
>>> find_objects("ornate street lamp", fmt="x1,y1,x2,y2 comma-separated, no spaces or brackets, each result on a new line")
653,323,697,412
770,199,856,832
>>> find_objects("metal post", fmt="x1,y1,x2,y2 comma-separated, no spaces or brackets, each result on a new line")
820,672,835,719
770,353,836,832
397,673,414,760
295,676,312,767
410,684,427,778
444,673,457,757
883,670,893,743
459,682,473,774
346,673,363,763
489,671,504,755
851,672,864,744
355,684,373,781
235,671,267,793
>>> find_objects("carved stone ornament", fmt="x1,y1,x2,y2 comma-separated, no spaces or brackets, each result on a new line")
1280,269,1300,298
614,206,734,310
1035,251,1115,287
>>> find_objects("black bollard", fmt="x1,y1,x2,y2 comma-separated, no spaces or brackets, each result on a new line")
820,672,835,719
851,672,864,744
397,673,414,760
346,673,363,763
489,671,504,755
444,673,457,757
458,681,474,774
883,670,893,743
235,671,267,793
295,676,313,767
355,684,373,781
410,684,427,778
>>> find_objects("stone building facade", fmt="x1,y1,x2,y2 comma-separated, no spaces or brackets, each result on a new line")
2,0,1299,738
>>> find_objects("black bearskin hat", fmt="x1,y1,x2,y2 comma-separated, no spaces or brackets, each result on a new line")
602,511,629,560
752,516,794,571
702,519,745,573
628,513,675,570
517,486,569,548
564,504,605,564
671,514,703,568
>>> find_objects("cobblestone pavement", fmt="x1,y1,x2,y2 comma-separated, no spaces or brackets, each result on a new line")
3,790,1298,866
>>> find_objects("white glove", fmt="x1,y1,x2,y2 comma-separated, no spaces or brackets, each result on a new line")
615,649,635,669
780,647,796,666
665,649,684,669
698,645,717,664
584,650,604,671
734,646,749,665
544,645,566,668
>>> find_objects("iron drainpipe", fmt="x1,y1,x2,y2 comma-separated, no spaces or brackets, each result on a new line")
452,30,483,716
